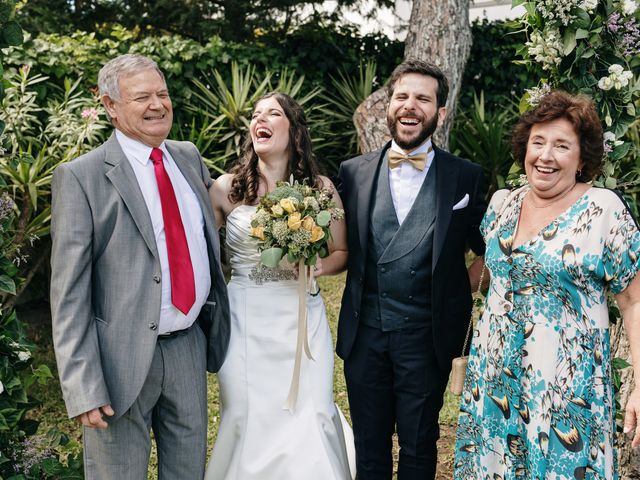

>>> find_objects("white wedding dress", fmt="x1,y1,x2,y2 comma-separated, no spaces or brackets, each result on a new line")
205,205,355,480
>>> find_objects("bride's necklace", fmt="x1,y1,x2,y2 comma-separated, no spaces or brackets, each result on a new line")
527,183,576,209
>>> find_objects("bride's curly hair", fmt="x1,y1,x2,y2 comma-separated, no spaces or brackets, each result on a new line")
228,92,322,205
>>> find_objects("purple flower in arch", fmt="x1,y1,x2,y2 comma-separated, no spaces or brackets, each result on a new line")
607,12,622,33
607,11,640,55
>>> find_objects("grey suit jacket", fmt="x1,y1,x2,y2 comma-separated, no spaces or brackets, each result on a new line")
50,134,230,419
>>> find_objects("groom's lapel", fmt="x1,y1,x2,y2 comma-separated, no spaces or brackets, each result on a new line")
432,147,459,272
356,143,391,255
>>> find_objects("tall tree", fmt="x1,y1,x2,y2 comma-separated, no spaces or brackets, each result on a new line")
354,0,472,152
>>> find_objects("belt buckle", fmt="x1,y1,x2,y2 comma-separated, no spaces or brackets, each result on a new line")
157,327,189,339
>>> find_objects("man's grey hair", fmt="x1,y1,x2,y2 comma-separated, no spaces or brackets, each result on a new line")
98,54,165,101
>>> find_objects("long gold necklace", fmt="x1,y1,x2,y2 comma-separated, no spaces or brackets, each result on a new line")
527,183,576,209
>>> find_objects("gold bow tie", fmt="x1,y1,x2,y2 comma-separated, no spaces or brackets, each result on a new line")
388,150,429,171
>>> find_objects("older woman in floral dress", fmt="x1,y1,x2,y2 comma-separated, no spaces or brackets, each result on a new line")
454,91,640,479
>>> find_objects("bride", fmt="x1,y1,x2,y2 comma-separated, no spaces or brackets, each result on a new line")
205,92,354,479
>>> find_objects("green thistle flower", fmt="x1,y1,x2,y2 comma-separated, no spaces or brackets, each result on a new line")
265,185,304,203
290,228,312,249
303,196,320,212
251,209,271,227
271,220,289,244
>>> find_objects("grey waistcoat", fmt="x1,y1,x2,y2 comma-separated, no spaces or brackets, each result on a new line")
360,152,437,331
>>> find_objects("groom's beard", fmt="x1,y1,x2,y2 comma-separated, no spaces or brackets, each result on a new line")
387,111,438,151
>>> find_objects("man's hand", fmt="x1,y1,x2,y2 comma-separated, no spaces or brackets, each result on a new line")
76,404,114,429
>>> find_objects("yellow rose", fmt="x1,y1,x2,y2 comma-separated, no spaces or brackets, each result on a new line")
271,204,284,217
310,226,325,243
280,197,298,213
287,212,302,230
301,215,316,231
250,226,265,240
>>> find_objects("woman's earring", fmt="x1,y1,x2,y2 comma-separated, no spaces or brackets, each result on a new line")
576,169,582,178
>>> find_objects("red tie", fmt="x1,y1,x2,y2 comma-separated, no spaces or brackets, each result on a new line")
149,147,195,315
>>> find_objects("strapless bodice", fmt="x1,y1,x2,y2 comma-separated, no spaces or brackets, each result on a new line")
225,205,297,285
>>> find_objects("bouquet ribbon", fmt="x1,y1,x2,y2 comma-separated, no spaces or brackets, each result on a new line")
283,259,315,413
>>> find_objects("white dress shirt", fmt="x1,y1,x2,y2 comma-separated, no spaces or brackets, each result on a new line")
388,138,435,225
116,130,211,334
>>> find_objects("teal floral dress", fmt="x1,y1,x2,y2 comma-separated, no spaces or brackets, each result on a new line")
454,186,640,479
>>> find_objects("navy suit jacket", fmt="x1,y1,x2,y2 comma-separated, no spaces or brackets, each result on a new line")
337,142,486,369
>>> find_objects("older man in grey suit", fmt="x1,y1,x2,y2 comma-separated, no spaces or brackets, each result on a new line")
50,54,229,479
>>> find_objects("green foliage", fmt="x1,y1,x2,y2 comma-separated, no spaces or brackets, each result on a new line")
459,19,530,111
15,0,394,43
518,0,640,199
187,62,272,172
0,214,83,479
4,27,222,111
0,5,85,475
4,22,402,107
185,62,337,175
450,91,519,199
320,60,378,166
0,67,109,252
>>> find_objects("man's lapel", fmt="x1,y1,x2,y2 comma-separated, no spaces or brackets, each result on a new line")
166,141,223,269
432,147,459,272
356,143,391,254
103,134,159,258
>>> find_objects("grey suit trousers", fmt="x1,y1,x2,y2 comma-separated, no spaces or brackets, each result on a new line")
83,324,208,480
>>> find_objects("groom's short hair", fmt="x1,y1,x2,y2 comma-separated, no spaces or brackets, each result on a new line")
387,59,449,109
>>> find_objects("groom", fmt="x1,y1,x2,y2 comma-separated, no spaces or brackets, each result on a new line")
338,59,486,479
50,54,229,479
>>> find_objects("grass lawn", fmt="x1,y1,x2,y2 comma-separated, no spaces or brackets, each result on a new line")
21,272,460,478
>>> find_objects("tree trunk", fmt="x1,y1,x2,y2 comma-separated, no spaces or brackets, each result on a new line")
354,0,472,153
611,321,640,478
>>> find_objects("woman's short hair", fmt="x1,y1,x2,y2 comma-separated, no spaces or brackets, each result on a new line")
511,90,604,182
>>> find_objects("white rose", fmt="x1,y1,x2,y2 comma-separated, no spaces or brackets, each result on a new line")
18,351,30,361
581,0,597,11
608,64,624,75
621,0,637,15
0,380,3,394
604,131,616,142
598,77,613,90
620,70,633,82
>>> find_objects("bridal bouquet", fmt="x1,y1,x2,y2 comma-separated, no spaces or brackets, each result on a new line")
249,178,344,268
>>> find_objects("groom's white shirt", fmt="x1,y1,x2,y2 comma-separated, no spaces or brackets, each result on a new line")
116,130,210,333
388,138,435,225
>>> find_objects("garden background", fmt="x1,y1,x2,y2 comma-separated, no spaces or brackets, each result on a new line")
0,0,638,478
